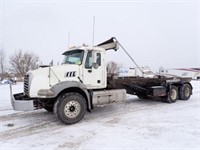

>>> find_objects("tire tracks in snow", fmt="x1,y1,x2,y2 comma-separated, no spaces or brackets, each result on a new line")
0,119,60,141
0,110,51,122
56,130,96,149
83,98,199,124
83,99,162,124
0,110,61,141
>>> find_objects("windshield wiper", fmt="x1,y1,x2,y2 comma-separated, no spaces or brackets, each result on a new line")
65,60,73,64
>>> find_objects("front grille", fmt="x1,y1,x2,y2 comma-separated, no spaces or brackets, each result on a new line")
24,74,29,96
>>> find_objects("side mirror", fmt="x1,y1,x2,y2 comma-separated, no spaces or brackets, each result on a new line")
93,63,99,69
92,51,99,69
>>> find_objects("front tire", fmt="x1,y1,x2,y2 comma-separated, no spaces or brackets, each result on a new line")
54,93,86,125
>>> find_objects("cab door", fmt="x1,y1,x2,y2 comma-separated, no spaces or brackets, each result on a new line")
83,51,105,89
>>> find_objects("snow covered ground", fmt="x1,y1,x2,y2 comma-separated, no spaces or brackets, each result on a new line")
0,81,200,150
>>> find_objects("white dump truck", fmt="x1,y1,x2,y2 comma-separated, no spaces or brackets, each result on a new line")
10,37,193,124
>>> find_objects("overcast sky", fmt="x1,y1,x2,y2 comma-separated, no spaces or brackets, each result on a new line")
1,0,199,72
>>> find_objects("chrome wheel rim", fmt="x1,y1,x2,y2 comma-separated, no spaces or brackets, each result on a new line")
64,100,81,118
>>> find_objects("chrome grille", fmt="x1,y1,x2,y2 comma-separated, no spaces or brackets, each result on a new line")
24,74,29,96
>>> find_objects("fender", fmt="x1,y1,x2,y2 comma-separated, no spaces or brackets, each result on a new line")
50,81,92,110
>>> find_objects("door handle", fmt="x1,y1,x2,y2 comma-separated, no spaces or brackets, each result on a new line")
88,70,92,73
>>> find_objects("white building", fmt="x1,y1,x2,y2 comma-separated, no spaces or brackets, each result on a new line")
159,67,200,80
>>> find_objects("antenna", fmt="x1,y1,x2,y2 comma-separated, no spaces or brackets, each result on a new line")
92,16,95,47
68,32,70,49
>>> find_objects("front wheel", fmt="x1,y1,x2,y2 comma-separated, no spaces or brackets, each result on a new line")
54,93,86,125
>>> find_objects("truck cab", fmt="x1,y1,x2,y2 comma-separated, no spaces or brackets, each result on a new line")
62,46,107,89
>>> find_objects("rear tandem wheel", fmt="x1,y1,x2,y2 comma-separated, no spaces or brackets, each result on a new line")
179,83,192,100
164,85,178,103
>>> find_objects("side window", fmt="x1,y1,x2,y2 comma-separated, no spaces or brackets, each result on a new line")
97,53,101,66
85,51,101,69
85,51,92,69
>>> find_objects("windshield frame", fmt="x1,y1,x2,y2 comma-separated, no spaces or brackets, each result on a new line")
62,49,85,65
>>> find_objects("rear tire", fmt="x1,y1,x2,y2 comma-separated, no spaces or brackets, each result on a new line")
54,93,86,125
164,85,178,103
179,84,192,100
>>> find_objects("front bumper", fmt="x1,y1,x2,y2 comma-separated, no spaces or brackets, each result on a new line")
10,84,35,111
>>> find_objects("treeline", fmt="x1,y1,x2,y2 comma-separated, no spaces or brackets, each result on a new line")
0,49,40,80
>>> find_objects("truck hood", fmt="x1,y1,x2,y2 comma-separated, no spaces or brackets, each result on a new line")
31,64,80,78
27,64,81,97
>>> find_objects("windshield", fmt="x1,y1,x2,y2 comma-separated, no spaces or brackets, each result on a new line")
62,49,84,65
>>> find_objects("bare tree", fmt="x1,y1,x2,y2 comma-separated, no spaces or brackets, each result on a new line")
9,50,40,77
107,61,120,75
0,49,6,80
